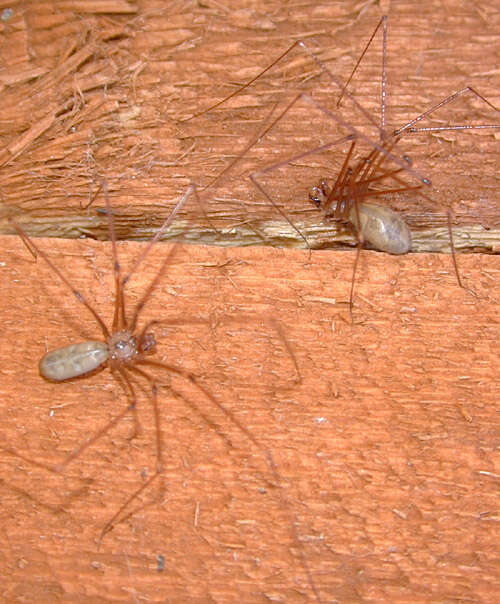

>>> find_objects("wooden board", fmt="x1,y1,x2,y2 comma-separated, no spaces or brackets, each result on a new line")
1,234,499,603
0,0,499,250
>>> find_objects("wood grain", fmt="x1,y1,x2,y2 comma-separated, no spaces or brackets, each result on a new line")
1,1,500,602
1,234,499,603
0,0,499,250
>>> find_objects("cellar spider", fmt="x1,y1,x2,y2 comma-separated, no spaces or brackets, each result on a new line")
185,15,500,313
6,181,322,602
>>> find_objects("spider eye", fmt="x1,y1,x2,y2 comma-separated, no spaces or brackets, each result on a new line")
309,194,322,207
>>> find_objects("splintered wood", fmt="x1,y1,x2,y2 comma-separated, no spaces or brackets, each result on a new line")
0,2,499,249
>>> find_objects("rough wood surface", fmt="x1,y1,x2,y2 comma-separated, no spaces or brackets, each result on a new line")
1,235,499,603
1,1,500,603
0,0,499,251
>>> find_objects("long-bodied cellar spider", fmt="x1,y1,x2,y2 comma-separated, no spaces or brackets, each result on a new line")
185,15,500,312
5,181,322,602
